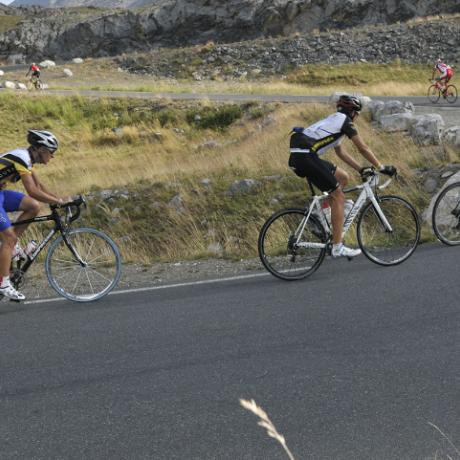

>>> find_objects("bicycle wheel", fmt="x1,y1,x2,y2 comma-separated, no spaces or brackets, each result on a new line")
46,228,122,302
36,79,43,90
432,182,460,245
258,208,327,281
428,85,441,103
446,84,457,103
357,196,420,266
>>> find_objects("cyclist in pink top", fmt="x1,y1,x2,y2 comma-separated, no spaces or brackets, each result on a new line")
431,59,453,94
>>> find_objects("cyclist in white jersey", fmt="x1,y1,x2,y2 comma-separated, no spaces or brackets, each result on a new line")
289,95,396,259
431,59,453,93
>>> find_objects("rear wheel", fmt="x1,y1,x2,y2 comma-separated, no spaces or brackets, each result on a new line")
432,182,460,245
258,208,327,281
445,84,457,103
428,84,440,103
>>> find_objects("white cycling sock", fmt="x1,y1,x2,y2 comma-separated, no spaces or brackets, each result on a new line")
0,276,10,288
332,244,343,254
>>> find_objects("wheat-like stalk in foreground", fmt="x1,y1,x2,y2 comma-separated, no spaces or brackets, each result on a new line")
429,422,460,458
240,398,295,460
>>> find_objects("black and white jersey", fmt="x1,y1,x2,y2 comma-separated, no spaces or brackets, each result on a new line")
290,112,358,156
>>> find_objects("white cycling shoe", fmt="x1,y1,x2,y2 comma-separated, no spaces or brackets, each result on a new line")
0,284,25,300
331,244,361,259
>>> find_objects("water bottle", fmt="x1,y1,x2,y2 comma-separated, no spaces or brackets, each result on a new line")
321,203,332,225
344,199,354,218
25,240,38,258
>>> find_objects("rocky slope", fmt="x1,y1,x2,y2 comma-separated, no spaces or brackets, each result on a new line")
8,0,164,8
1,0,460,62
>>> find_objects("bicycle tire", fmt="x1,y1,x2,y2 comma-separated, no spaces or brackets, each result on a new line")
428,84,441,103
446,84,457,103
36,80,43,90
357,195,420,266
432,182,460,245
258,208,327,281
46,228,122,302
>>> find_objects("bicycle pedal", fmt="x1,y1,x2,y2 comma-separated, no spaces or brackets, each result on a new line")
346,256,354,261
9,299,20,303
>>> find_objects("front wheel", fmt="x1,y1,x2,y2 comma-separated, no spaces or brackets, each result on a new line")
445,84,457,103
432,182,460,245
428,84,441,103
46,228,122,302
258,208,327,281
357,196,420,266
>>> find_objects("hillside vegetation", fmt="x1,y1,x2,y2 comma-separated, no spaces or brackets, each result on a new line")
0,57,451,264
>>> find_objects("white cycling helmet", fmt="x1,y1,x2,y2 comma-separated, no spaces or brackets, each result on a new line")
436,58,442,63
27,130,59,152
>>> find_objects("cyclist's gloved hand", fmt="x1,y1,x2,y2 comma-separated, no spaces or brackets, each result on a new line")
378,165,397,176
359,166,374,180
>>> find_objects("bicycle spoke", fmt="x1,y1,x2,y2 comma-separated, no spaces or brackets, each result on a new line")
432,183,460,245
258,208,326,280
46,228,121,302
357,196,420,266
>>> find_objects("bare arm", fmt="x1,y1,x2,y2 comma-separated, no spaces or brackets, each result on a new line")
350,134,382,168
22,173,71,204
334,134,381,172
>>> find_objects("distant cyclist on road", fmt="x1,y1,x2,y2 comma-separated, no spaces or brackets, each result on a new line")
431,59,453,93
26,63,40,85
289,95,397,259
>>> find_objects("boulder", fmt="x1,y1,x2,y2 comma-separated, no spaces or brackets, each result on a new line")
1,81,15,89
441,126,460,147
411,114,445,146
40,60,56,68
62,68,73,77
224,179,265,196
373,100,414,123
379,113,413,132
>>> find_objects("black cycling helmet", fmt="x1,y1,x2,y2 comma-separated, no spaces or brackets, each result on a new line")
336,95,362,115
27,129,59,152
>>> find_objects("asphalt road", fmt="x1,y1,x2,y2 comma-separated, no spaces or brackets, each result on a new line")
1,242,460,460
4,87,459,107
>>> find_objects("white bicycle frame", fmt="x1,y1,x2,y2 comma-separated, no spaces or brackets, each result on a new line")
295,174,393,249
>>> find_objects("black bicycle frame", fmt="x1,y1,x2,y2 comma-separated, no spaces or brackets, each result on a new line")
11,201,86,275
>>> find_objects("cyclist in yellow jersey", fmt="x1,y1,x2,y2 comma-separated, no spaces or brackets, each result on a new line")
0,130,72,300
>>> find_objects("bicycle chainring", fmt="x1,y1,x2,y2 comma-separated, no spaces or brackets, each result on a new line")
10,267,27,290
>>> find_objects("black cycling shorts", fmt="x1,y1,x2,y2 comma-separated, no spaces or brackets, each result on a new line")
289,151,339,194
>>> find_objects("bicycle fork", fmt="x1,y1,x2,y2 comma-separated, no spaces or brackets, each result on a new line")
368,197,394,232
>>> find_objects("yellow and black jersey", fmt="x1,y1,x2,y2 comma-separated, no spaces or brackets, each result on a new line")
290,112,358,156
0,148,34,189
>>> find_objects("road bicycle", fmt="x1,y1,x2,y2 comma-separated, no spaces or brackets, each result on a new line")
431,181,460,245
428,79,457,103
27,76,43,91
258,168,421,281
2,196,122,302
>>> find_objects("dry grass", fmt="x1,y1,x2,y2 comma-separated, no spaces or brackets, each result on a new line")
240,399,295,460
0,88,443,263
